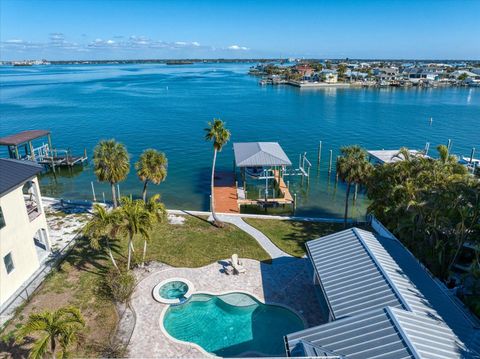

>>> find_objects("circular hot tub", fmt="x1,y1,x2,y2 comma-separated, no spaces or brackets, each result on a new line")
153,278,194,304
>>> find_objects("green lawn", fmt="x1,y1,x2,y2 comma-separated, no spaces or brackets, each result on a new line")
1,214,270,357
0,240,118,357
129,215,271,267
244,218,348,257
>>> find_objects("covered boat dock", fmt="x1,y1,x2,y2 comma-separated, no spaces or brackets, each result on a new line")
0,130,87,170
213,142,297,214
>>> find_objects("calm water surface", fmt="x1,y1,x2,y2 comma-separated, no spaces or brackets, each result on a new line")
1,63,479,218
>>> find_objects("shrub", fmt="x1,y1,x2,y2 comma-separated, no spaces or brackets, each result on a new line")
103,269,136,303
101,341,128,358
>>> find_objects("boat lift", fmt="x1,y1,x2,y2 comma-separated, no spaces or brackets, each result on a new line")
0,130,88,171
232,142,312,211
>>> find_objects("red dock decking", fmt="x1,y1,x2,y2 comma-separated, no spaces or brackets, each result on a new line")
213,172,239,213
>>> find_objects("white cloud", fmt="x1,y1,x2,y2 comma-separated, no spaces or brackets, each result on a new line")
227,44,249,51
1,33,247,58
5,39,24,44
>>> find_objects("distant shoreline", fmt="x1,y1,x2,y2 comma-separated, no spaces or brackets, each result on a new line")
288,81,351,88
1,58,480,66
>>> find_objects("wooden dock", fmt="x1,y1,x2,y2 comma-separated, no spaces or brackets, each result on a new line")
0,130,88,170
213,172,239,214
214,170,294,213
274,170,293,202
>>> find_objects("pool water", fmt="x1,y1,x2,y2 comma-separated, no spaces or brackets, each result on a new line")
159,281,189,300
163,292,304,357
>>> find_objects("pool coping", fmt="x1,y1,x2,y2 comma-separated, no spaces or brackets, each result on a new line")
158,287,308,358
152,277,195,304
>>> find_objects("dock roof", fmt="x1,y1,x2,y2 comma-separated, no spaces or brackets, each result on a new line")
233,142,292,167
0,130,50,146
0,159,43,196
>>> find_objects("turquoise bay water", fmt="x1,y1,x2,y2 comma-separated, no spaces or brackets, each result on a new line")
163,293,304,356
1,63,479,218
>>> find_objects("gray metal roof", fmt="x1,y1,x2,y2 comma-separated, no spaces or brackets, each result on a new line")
291,228,480,358
289,341,342,358
286,307,469,359
233,142,292,167
305,228,408,319
376,233,480,356
287,307,414,359
367,150,428,164
0,158,43,196
391,308,469,359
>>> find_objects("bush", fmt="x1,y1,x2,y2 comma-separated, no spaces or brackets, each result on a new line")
101,341,128,358
103,269,136,303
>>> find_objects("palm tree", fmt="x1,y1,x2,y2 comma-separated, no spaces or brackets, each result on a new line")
83,204,121,271
16,306,85,359
336,145,372,227
142,194,166,266
118,196,153,270
135,149,168,201
204,118,230,226
93,139,130,208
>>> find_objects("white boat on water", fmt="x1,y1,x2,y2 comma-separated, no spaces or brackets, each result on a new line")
459,156,480,165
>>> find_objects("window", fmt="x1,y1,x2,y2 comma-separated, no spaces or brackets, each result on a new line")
0,207,5,229
4,253,14,274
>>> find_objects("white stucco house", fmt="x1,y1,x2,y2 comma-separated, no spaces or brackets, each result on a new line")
320,69,338,83
0,158,51,307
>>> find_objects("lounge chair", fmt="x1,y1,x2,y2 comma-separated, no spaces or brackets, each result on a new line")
231,254,246,274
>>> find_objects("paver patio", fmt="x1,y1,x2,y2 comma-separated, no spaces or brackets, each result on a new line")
128,257,324,358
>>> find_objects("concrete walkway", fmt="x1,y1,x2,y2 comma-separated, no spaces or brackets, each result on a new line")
218,214,292,259
168,209,296,259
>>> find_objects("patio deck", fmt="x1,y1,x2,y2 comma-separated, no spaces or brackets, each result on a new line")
128,258,324,357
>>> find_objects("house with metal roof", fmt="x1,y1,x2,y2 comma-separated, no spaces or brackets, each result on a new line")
285,227,480,358
367,149,429,164
0,159,51,309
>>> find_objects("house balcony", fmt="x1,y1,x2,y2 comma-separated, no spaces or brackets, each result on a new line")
25,201,41,221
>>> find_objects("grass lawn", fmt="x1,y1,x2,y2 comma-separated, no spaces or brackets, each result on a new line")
131,214,271,267
244,218,348,257
0,241,118,357
1,214,270,357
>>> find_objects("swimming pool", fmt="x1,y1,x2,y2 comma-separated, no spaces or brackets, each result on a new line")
163,292,304,357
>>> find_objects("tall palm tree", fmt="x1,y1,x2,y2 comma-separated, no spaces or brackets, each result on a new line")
93,139,130,208
135,149,168,201
83,204,121,271
204,118,230,226
142,194,166,266
336,145,372,227
16,306,85,359
118,196,153,270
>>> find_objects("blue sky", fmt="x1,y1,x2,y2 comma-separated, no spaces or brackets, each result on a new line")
1,0,479,60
